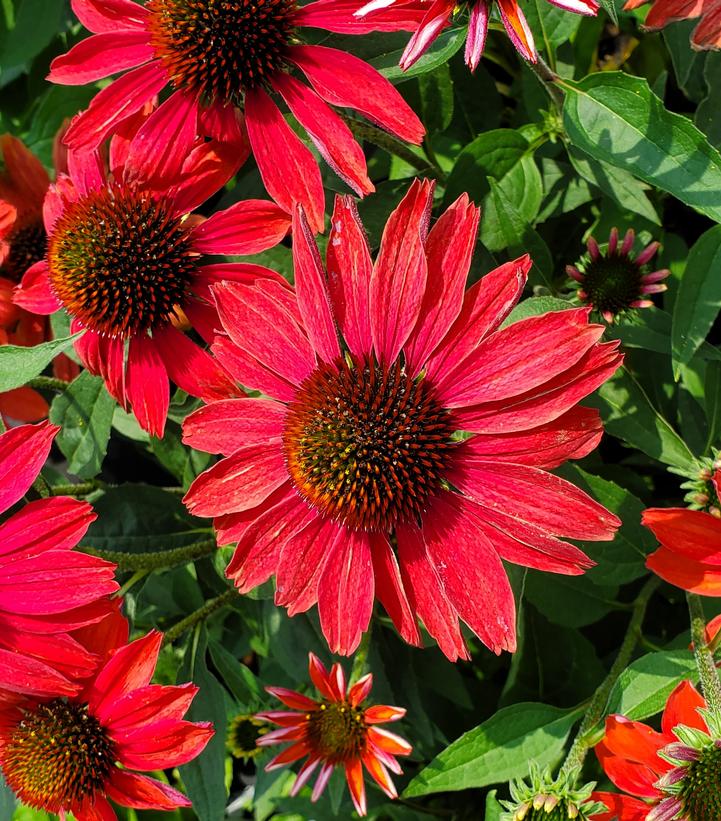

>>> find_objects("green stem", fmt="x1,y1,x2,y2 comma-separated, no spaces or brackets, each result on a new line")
27,376,69,392
163,588,237,645
348,119,439,177
114,569,149,599
52,481,99,496
31,472,52,500
528,54,564,110
560,576,659,775
687,592,721,726
82,537,217,571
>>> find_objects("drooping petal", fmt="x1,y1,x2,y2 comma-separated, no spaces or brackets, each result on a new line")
465,0,490,70
48,30,153,85
117,720,214,770
244,85,325,234
0,421,57,514
345,758,367,816
125,335,169,438
0,496,95,558
105,770,191,810
399,0,454,69
370,179,433,363
212,334,298,403
0,648,76,697
497,0,537,62
661,680,707,736
370,532,421,646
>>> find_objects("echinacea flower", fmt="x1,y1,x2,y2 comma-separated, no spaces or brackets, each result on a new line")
0,625,213,819
14,108,292,438
567,228,669,323
355,0,599,69
0,134,78,422
49,0,425,233
642,502,721,595
0,421,118,699
182,179,623,661
257,652,410,816
591,680,717,821
227,713,270,761
625,0,721,50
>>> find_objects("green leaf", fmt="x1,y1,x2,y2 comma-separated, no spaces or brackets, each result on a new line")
83,484,207,553
0,335,80,392
562,72,721,223
208,639,263,707
591,368,697,470
0,772,15,820
179,628,228,821
525,573,618,628
372,28,465,82
504,296,573,325
672,226,721,376
49,371,116,480
606,650,697,721
0,0,66,76
403,703,581,796
419,64,454,133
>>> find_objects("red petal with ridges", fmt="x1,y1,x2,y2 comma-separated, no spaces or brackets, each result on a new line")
190,200,291,255
295,0,426,32
0,421,57,514
105,770,191,811
105,684,198,733
497,0,536,61
212,334,298,404
399,0,454,69
117,720,214,769
266,686,319,711
589,792,649,821
0,648,76,697
244,85,325,234
370,532,421,646
14,261,60,314
661,680,707,736
292,204,341,363
48,30,153,85
370,179,432,363
317,530,374,655
275,73,373,196
345,758,367,816
290,45,425,144
184,442,288,518
466,0,490,69
126,335,169,438
364,705,406,724
308,653,336,701
642,507,721,565
367,726,413,755
70,0,149,33
183,398,285,455
63,62,168,152
646,546,721,595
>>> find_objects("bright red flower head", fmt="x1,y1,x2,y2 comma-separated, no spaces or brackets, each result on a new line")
625,0,721,50
642,504,721,595
0,421,118,699
0,625,213,819
355,0,598,69
591,680,712,821
14,108,292,438
257,653,411,816
0,134,78,423
49,0,425,233
182,179,623,661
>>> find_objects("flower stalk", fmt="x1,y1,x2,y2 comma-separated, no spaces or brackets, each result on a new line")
163,588,237,645
82,537,217,571
687,591,721,727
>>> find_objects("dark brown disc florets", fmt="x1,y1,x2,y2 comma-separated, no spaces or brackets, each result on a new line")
577,253,643,317
1,700,116,813
305,701,367,764
47,186,197,338
283,354,456,532
1,218,46,282
146,0,296,106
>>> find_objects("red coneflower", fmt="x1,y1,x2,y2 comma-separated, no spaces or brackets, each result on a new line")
625,0,721,50
0,625,213,819
0,134,78,422
257,653,411,816
355,0,598,69
0,421,118,699
591,680,717,821
182,179,623,661
567,227,670,323
48,0,425,233
14,107,292,438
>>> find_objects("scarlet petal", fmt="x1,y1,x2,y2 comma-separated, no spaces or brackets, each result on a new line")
63,62,168,152
370,179,433,363
244,85,325,234
497,0,537,61
326,195,373,358
370,532,421,646
0,648,75,697
183,442,288,518
190,200,291,256
308,653,337,701
70,0,149,33
0,387,49,423
290,45,425,144
266,686,319,711
368,725,412,756
105,770,191,810
642,507,721,565
317,530,374,655
48,30,153,84
104,684,198,733
212,334,298,404
14,261,60,314
126,336,170,439
646,546,721,595
0,421,57,514
292,204,341,363
589,792,649,821
364,705,406,724
661,680,707,736
345,758,367,816
399,0,454,69
182,397,286,455
295,0,426,32
117,720,214,769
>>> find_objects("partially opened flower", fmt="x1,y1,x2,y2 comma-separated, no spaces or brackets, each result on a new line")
567,228,669,323
183,179,623,661
227,713,269,762
14,110,292,438
257,653,410,816
355,0,598,69
49,0,425,233
0,134,77,422
0,421,118,699
591,680,718,821
642,504,721,594
0,626,213,819
625,0,721,50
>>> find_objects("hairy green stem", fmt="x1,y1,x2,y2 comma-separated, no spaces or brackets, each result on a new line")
560,576,659,775
52,481,99,496
114,569,149,599
348,119,439,176
528,54,564,109
163,588,237,645
82,537,217,571
27,376,69,392
687,592,721,724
